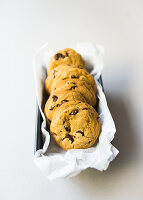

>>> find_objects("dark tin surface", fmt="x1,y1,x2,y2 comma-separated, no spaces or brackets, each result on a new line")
34,76,103,154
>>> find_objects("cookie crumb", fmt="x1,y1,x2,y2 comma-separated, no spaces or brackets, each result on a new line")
52,95,58,102
76,130,84,136
64,126,71,132
69,85,77,90
63,134,74,143
54,53,65,60
69,108,79,115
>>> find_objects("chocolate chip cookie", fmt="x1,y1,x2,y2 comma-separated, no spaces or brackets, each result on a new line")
44,89,86,122
50,101,101,150
45,64,97,94
50,79,97,106
48,48,85,73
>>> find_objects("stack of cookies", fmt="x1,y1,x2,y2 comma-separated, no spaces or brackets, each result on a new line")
44,48,101,150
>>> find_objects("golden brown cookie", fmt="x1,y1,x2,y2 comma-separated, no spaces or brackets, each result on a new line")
50,79,97,106
44,89,86,122
50,101,101,150
45,64,97,94
48,48,85,73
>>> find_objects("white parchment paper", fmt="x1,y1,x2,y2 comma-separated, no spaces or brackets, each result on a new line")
33,43,119,180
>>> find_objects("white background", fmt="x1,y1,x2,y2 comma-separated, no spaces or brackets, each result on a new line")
0,0,143,199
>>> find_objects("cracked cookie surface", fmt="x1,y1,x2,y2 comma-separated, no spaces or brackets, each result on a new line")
50,101,101,150
44,89,86,121
45,64,97,94
48,48,85,73
51,79,97,106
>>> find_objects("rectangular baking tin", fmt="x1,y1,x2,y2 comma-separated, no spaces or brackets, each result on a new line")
34,76,103,154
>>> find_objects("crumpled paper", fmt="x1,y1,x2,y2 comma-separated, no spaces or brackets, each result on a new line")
33,43,119,180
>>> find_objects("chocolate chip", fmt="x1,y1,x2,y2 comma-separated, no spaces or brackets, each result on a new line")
71,75,78,78
49,106,55,110
64,126,71,132
54,53,65,60
63,134,74,143
53,70,57,78
58,99,69,106
50,101,67,110
69,108,79,115
88,141,91,144
69,85,77,90
82,108,88,110
60,99,69,104
65,52,69,57
76,130,84,136
52,95,58,102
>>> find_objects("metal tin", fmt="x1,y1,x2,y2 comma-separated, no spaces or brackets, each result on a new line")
34,76,103,153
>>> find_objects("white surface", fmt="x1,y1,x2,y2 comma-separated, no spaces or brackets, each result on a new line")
34,43,118,179
0,0,143,199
